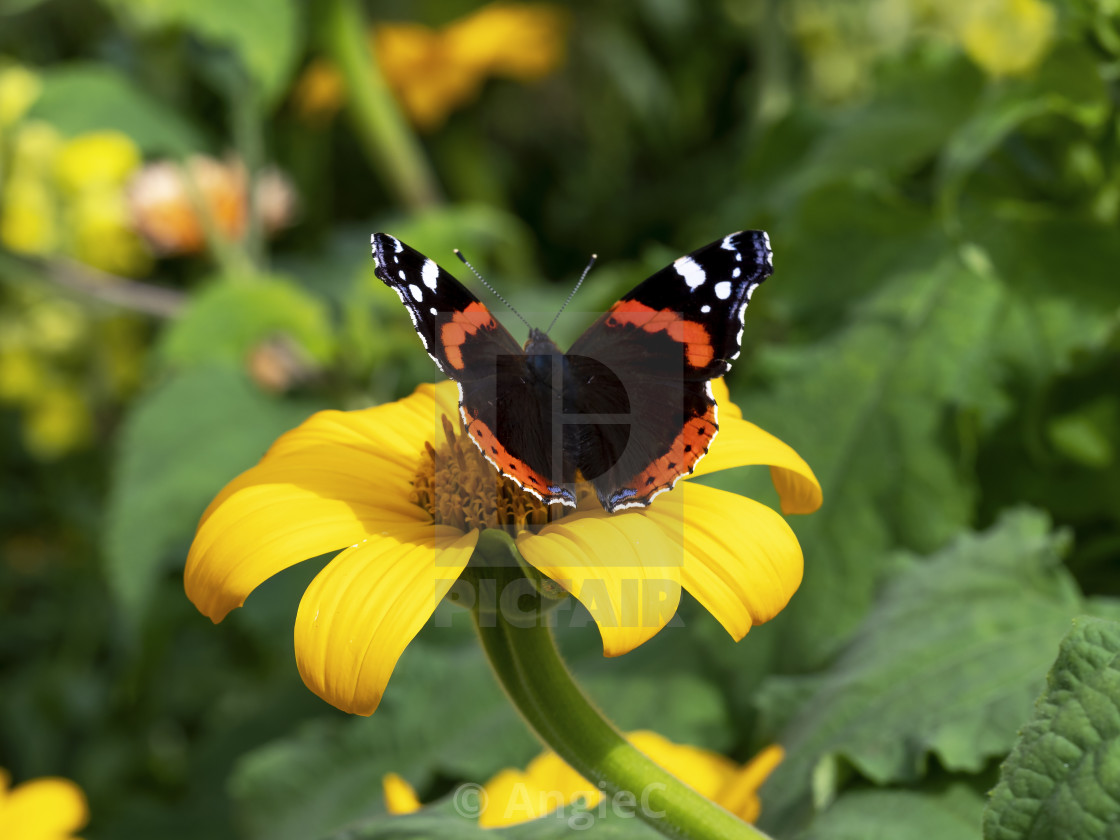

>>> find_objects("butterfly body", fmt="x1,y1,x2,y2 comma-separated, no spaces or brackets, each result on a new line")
372,231,773,512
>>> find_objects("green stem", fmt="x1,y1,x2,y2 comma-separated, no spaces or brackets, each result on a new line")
467,555,773,840
320,0,443,211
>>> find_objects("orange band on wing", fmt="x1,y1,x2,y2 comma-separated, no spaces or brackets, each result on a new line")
625,405,718,500
463,408,575,505
606,301,715,368
440,302,499,370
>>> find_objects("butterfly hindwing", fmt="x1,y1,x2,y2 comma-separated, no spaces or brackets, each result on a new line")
565,231,771,510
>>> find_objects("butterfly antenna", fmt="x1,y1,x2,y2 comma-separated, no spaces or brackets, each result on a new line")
546,253,597,334
454,249,532,330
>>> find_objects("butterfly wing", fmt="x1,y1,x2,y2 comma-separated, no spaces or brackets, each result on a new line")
372,233,576,506
565,231,772,511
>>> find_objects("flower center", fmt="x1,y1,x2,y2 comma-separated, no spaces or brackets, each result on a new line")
412,416,558,532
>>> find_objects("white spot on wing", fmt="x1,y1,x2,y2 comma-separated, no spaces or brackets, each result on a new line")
398,269,406,280
674,256,706,290
701,304,711,313
409,283,423,300
714,281,732,300
430,306,438,315
394,238,403,253
732,267,741,278
422,259,439,291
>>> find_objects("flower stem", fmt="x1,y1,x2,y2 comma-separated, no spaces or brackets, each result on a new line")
320,0,443,211
466,556,773,840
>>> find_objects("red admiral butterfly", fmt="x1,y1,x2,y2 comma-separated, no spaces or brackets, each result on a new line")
372,231,773,513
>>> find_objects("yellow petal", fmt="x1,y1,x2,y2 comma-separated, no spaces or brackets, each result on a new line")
643,484,803,640
0,775,88,839
710,378,740,420
252,381,457,467
186,383,458,622
627,731,737,800
382,773,422,815
717,744,784,823
693,415,822,515
294,524,477,715
517,513,682,656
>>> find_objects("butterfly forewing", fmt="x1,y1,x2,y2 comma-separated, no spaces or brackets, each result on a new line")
371,233,522,378
564,231,771,510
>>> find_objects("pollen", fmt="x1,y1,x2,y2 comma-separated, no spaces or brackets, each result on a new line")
411,415,554,533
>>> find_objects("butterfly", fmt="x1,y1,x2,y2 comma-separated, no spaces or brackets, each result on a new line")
372,231,773,513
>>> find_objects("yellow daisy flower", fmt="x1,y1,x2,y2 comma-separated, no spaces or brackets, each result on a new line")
0,768,88,840
294,2,569,130
185,379,820,715
383,734,784,826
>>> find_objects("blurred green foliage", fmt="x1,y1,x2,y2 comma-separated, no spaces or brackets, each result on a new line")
2,0,1119,838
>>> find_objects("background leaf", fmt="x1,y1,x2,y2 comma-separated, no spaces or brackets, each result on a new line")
757,510,1095,834
29,64,204,154
102,0,301,104
102,367,322,622
983,616,1120,840
158,277,335,369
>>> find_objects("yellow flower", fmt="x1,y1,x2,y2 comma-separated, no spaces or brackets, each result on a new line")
0,345,43,402
54,131,140,193
952,0,1056,76
0,768,88,840
0,65,42,127
185,378,821,715
0,125,150,275
382,734,784,826
294,3,569,129
382,772,423,815
0,175,58,255
23,384,93,460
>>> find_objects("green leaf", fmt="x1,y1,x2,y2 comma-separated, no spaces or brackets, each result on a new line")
742,254,1009,666
1047,398,1118,470
158,277,335,370
29,64,204,154
104,0,301,103
938,42,1109,204
983,616,1120,840
800,784,987,840
963,208,1120,311
757,510,1098,835
782,55,982,198
103,367,321,621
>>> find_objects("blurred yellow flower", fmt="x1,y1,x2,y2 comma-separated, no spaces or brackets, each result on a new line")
0,346,43,402
24,383,93,460
0,289,143,460
127,157,296,256
0,175,58,255
295,2,568,130
54,131,140,193
382,772,423,815
65,189,150,277
0,64,41,127
0,767,88,840
954,0,1056,76
383,734,784,826
0,125,149,275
